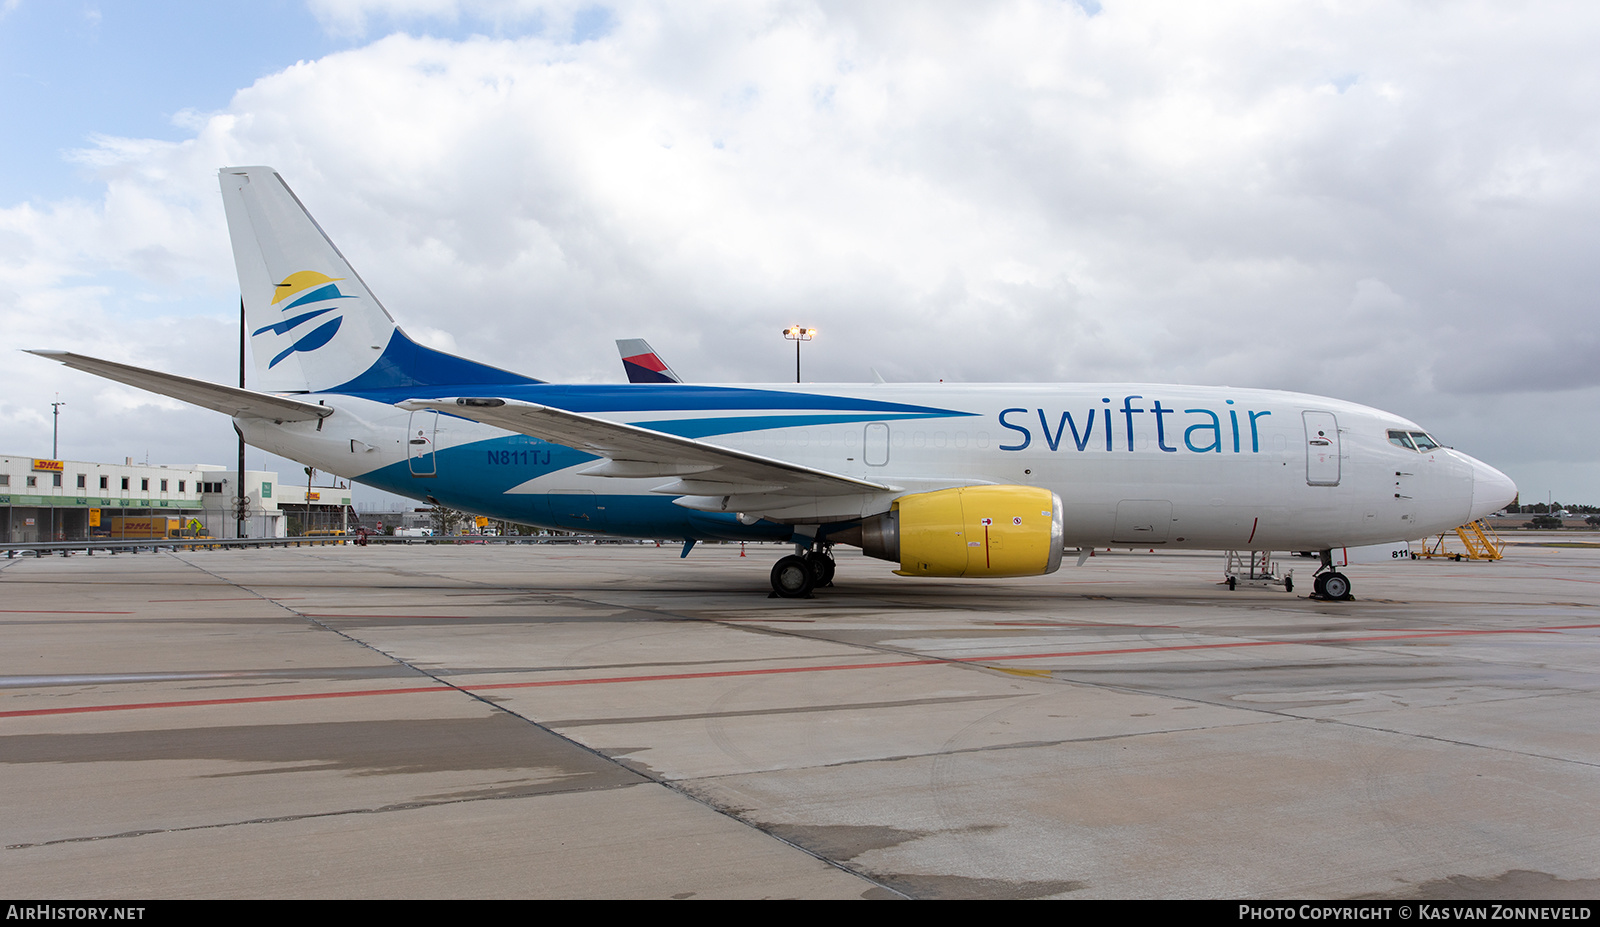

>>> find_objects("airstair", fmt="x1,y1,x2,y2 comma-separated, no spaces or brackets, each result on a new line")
1415,519,1505,561
1221,550,1293,592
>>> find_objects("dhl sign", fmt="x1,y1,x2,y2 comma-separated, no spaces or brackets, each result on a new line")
32,459,64,472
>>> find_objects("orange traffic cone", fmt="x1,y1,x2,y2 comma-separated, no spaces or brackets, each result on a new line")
740,542,746,557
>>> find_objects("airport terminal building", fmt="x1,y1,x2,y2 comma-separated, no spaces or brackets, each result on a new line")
0,455,352,543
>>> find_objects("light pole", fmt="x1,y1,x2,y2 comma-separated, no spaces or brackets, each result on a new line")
782,326,816,383
50,395,65,458
238,296,247,539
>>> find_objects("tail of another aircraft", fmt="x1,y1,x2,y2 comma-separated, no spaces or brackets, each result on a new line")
219,167,537,394
616,338,683,384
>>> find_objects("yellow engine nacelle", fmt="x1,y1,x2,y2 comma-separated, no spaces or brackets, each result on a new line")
858,485,1064,578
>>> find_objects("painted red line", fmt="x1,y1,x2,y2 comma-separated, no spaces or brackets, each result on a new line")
302,614,491,619
0,661,929,718
1366,624,1598,634
1322,628,1561,642
991,621,1182,628
466,658,937,691
961,640,1288,661
0,685,454,719
147,598,281,603
1247,517,1258,545
6,624,1594,720
1061,581,1141,584
0,609,133,615
949,625,1589,663
303,612,811,621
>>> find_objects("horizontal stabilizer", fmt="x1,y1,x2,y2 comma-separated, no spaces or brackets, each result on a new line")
26,350,333,423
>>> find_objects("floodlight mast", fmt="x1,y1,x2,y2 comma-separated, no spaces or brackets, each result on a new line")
782,326,816,383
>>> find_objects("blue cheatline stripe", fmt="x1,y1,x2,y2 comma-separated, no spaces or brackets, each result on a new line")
328,328,544,392
638,411,952,439
270,317,342,368
254,306,337,337
354,440,797,542
281,284,352,312
331,380,978,419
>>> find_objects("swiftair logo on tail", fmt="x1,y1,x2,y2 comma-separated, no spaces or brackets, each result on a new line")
253,271,356,368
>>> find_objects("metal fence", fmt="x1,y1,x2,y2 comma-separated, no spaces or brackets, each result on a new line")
0,534,743,557
1,503,355,544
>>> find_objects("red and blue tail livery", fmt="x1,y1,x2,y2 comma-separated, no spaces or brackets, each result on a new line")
617,339,683,384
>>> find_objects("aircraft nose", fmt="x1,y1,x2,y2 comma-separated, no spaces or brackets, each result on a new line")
1468,456,1518,521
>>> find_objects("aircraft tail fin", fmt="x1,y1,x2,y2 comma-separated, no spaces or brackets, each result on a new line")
219,167,537,394
616,338,683,384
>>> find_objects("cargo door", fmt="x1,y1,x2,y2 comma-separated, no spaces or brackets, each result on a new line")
1112,499,1172,544
549,490,609,532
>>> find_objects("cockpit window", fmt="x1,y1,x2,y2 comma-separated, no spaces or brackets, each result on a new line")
1388,429,1441,452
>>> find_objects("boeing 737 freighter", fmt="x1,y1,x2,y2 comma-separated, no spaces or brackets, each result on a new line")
29,167,1517,599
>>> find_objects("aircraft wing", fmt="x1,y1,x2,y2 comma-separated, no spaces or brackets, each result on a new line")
26,350,333,423
398,397,899,501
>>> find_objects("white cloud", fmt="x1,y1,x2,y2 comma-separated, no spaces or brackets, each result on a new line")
4,0,1599,496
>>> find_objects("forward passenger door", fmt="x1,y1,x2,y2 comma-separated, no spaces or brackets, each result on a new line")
1304,411,1341,486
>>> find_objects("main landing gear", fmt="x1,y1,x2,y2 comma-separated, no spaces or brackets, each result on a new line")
1310,550,1353,601
769,546,836,598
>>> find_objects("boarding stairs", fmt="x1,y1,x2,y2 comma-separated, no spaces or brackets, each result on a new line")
1221,550,1293,592
1415,519,1505,561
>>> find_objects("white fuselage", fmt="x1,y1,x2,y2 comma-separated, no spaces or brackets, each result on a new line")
237,381,1510,551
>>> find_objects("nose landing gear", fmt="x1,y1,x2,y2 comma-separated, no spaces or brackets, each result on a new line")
1311,550,1353,600
1312,571,1351,599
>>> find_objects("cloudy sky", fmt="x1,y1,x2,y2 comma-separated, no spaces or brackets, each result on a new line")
2,0,1595,506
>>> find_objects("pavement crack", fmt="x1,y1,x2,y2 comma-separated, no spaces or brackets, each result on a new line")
5,780,642,851
158,551,902,897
